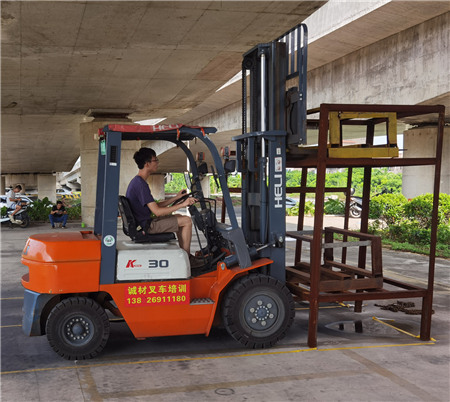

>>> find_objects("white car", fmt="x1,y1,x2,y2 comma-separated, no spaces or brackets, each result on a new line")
56,188,73,197
285,197,298,209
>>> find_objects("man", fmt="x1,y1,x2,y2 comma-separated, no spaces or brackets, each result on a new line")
49,200,68,229
126,147,201,266
7,185,23,221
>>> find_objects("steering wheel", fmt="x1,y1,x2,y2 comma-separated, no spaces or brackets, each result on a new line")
171,190,199,206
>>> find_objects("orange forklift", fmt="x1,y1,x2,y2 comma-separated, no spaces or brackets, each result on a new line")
21,24,308,359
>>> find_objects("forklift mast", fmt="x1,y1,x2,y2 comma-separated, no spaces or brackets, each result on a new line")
234,24,308,281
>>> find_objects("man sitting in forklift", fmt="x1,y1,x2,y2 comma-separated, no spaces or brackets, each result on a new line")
126,147,203,267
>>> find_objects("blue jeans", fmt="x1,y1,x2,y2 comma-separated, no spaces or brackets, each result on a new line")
49,214,68,227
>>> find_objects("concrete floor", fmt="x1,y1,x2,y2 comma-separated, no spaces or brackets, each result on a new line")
1,220,449,401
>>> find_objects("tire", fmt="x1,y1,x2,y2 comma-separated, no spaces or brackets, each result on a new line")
349,205,361,219
222,274,295,349
46,297,110,360
19,215,30,228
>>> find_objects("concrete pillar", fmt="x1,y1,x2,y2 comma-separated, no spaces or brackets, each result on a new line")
37,174,56,203
200,175,211,198
147,174,165,201
402,126,449,199
80,119,140,227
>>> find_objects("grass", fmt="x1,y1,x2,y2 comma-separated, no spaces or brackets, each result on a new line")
382,240,450,259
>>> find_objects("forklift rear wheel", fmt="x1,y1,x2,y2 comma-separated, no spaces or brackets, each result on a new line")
46,297,110,360
222,274,294,348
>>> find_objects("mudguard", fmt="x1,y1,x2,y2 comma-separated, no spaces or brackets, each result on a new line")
22,289,54,336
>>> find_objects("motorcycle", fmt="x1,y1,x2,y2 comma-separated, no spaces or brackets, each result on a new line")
349,188,362,218
0,198,31,228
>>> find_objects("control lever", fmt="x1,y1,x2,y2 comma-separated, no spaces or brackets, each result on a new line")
223,243,273,267
210,165,220,190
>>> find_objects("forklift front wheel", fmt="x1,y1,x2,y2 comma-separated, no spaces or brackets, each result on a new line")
46,297,110,360
222,274,295,348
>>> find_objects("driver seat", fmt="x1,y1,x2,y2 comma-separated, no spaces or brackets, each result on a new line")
118,196,176,243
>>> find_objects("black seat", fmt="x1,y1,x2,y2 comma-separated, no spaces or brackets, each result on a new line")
118,195,176,243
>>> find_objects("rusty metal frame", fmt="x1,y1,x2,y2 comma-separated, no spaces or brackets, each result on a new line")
286,103,445,348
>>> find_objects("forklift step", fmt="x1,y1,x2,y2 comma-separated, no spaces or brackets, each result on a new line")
190,298,214,305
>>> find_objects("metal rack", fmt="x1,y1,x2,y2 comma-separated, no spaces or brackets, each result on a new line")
286,103,445,348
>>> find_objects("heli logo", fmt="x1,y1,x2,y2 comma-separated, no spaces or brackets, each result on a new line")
126,260,142,268
274,174,283,208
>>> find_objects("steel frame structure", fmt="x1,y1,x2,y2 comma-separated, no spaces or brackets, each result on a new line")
286,103,445,348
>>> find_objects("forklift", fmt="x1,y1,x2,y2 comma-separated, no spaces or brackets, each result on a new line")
21,24,308,359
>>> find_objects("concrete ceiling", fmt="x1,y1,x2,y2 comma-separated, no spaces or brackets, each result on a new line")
170,1,450,127
1,0,325,174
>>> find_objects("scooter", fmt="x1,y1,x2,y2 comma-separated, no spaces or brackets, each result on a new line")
1,199,31,228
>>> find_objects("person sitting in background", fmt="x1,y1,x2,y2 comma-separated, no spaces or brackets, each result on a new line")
49,200,68,229
7,185,23,221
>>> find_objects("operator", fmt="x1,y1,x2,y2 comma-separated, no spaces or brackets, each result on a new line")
49,200,68,229
126,147,202,267
6,184,23,221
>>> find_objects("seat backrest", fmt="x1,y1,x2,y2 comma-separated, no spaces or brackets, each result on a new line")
118,195,142,239
118,196,175,243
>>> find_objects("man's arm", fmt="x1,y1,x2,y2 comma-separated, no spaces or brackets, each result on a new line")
147,195,196,217
8,192,19,203
157,189,188,208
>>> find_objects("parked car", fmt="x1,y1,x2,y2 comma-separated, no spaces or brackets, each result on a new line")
56,188,73,197
286,197,298,209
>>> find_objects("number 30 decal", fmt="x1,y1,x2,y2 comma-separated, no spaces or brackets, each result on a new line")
148,260,169,268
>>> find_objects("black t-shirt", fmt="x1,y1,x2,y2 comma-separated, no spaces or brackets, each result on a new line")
52,205,66,214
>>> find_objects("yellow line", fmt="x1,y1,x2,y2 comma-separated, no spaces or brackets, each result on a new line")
372,316,437,341
317,341,434,352
1,341,435,376
0,325,21,328
0,297,23,300
296,305,344,311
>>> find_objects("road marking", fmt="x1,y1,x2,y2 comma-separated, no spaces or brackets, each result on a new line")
1,341,435,375
0,324,21,328
295,305,344,311
0,297,23,300
372,316,436,341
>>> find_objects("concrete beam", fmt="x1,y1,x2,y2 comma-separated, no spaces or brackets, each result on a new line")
307,12,450,117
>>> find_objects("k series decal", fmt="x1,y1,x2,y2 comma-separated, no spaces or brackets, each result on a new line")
126,260,142,268
125,259,169,269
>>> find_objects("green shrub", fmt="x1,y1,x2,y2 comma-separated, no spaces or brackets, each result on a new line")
403,193,450,228
67,202,82,220
286,201,314,216
369,193,407,224
28,198,82,221
1,206,7,218
323,198,345,215
305,201,315,215
28,197,53,221
437,224,450,244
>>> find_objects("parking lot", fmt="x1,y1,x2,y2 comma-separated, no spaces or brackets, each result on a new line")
1,221,449,401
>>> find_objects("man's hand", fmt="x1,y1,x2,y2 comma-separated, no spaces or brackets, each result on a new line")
181,197,197,207
176,189,188,199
